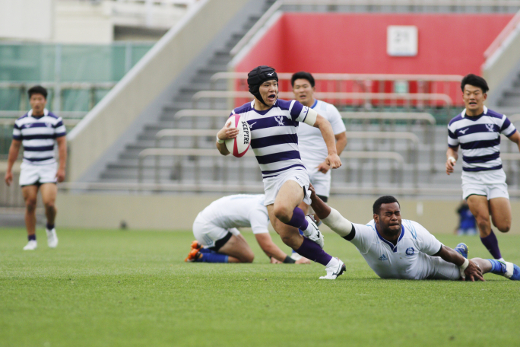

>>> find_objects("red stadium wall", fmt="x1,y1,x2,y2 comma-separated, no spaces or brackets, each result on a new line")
234,13,513,75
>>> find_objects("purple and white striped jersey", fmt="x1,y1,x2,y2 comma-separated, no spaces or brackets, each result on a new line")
13,109,67,166
230,99,310,179
447,106,517,172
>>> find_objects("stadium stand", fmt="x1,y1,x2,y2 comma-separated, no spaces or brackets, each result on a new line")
3,0,520,230
78,1,520,200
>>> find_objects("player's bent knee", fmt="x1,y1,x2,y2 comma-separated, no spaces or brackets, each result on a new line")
497,224,510,233
280,234,299,249
25,199,37,211
244,253,254,263
44,201,55,210
477,219,490,231
273,205,292,223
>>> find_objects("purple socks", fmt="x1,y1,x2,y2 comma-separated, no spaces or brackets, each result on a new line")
295,237,332,266
286,207,309,230
481,230,502,259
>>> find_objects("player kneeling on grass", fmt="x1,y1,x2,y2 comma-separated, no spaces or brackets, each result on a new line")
308,186,520,281
185,194,310,264
216,66,345,279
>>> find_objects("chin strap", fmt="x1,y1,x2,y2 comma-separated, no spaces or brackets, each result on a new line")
251,87,269,107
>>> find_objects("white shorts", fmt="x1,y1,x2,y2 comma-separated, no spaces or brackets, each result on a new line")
461,170,509,200
263,169,311,206
192,213,240,248
307,167,331,199
427,257,460,280
19,162,57,186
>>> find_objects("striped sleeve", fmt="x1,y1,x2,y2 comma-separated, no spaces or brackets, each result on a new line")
447,124,459,148
289,100,309,122
13,122,22,140
500,116,517,137
54,118,67,138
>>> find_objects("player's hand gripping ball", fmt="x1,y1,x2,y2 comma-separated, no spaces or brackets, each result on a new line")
225,114,251,158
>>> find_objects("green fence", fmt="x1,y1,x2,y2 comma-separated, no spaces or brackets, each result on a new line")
0,42,154,158
0,42,154,113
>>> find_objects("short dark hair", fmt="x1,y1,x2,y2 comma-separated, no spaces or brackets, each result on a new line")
291,71,315,88
373,196,400,214
28,85,48,99
461,74,489,94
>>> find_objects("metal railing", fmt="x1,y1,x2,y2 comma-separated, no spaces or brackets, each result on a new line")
137,147,409,186
484,9,520,59
152,128,419,184
0,81,116,116
210,72,463,86
191,90,453,112
171,108,437,172
340,111,436,172
210,72,462,108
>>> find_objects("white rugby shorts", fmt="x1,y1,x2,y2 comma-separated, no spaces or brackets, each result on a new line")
426,257,460,280
19,162,57,186
192,213,240,248
462,170,509,200
306,166,331,199
263,168,311,206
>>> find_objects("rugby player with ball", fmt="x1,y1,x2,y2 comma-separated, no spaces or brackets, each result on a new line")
216,66,345,279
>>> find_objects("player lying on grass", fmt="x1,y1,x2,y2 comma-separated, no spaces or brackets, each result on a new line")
216,66,345,279
185,194,310,264
308,186,520,281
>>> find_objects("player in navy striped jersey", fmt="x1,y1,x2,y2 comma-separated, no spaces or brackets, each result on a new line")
4,86,67,251
216,66,345,279
446,74,520,261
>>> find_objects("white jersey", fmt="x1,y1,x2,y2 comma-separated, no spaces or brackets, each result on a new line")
350,219,444,279
230,99,310,179
197,194,269,234
13,109,66,166
298,100,346,169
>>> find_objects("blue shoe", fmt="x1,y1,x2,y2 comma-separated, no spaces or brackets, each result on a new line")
454,243,468,259
501,261,520,280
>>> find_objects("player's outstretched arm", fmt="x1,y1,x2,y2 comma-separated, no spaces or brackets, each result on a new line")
317,132,347,174
216,121,239,155
255,233,295,263
307,113,341,169
309,185,353,238
4,139,21,186
445,147,458,175
434,245,484,281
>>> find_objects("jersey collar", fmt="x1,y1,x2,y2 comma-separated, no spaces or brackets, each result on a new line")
28,108,49,118
310,99,318,109
461,105,487,118
375,225,405,253
251,100,275,115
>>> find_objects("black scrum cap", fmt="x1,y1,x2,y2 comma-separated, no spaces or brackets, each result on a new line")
247,66,278,106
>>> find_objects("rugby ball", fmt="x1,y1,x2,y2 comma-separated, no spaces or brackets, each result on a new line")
225,114,251,158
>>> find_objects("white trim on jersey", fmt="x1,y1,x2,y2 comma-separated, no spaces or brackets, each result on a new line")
447,106,516,172
13,109,66,166
231,99,310,179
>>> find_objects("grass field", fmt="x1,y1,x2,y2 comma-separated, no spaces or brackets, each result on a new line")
1,227,519,347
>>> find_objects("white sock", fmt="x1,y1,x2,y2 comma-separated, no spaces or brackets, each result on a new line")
326,257,339,268
302,217,315,236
